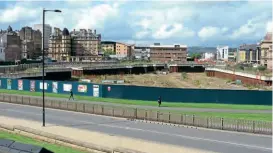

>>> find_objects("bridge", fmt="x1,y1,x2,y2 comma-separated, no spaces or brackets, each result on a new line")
0,62,214,78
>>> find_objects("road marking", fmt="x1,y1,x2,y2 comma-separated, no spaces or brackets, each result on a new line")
1,108,272,152
0,101,272,138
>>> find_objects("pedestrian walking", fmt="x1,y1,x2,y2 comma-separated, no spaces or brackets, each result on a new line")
69,89,74,100
158,96,162,107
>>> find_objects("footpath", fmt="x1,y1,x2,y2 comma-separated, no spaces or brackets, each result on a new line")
0,116,211,153
6,94,271,114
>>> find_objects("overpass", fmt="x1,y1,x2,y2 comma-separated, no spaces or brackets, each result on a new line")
0,62,213,78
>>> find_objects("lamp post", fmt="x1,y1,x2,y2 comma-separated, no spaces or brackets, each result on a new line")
42,8,62,127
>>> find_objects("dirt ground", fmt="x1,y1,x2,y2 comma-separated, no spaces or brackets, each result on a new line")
83,72,271,90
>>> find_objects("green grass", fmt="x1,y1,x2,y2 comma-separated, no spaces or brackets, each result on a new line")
0,130,87,153
0,89,271,110
159,110,272,121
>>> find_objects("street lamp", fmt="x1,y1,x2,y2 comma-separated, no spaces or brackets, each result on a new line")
42,8,62,127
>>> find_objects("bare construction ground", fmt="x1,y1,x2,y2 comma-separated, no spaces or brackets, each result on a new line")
85,73,271,90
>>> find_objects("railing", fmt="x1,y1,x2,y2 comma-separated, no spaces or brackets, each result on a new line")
0,93,271,135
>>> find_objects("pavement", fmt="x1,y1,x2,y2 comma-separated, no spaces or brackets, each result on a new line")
5,94,272,114
0,102,271,153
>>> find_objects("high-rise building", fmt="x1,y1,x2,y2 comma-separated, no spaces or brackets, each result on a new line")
70,29,101,56
260,32,272,69
150,43,187,62
0,26,21,62
33,24,52,50
19,26,42,59
216,46,229,61
48,28,71,61
237,44,260,63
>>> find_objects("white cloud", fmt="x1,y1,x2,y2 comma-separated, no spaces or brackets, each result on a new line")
266,21,272,32
153,24,183,39
0,6,39,23
135,31,149,39
131,7,196,40
198,26,228,39
73,3,119,30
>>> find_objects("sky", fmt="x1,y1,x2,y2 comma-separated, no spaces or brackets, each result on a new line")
0,0,272,47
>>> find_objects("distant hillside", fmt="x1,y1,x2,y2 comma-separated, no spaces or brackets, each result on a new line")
188,47,216,53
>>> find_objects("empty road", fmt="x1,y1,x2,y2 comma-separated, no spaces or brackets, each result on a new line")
0,102,271,153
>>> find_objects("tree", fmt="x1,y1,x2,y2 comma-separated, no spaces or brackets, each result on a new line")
103,48,115,57
190,53,202,59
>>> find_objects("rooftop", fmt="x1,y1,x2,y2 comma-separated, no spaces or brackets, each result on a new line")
150,44,187,48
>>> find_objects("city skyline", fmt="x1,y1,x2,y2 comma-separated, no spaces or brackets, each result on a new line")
0,0,272,47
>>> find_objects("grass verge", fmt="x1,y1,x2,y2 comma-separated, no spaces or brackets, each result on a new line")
0,130,87,153
158,110,272,121
0,89,271,110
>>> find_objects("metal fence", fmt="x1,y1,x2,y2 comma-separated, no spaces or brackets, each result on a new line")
0,93,271,135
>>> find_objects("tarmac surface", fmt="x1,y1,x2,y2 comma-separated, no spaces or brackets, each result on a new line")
0,102,271,153
5,94,272,114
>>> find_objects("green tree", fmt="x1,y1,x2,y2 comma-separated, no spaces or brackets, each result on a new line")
103,48,115,57
190,53,202,59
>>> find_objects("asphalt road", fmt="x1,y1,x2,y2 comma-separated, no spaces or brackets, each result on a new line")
0,102,271,153
6,94,271,114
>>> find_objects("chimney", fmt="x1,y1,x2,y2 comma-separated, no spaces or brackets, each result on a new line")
73,29,75,33
94,29,96,34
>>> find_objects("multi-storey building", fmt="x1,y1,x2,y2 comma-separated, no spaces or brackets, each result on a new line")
216,46,229,61
48,28,71,61
260,32,272,69
150,43,187,62
237,44,260,63
101,41,134,60
48,28,102,62
19,26,42,59
70,29,101,57
202,52,215,60
33,24,52,50
0,26,21,62
133,45,150,60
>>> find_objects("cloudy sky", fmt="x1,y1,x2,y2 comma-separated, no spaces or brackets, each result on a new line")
0,0,272,47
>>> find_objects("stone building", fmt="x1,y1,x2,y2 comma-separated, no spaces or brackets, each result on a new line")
150,43,187,62
70,29,101,57
19,26,42,59
48,28,71,61
260,32,272,70
0,26,21,62
33,24,52,50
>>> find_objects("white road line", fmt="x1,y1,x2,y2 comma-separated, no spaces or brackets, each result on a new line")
1,108,272,152
0,101,271,138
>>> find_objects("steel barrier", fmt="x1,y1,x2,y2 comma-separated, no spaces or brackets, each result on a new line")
0,93,271,135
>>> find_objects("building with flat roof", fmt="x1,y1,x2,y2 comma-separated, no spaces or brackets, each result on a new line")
33,24,52,50
216,46,229,61
0,26,21,62
237,44,260,63
149,43,187,62
19,26,42,59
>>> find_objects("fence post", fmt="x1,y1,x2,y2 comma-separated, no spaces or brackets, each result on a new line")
83,104,85,112
192,115,195,126
135,108,137,119
112,108,115,116
221,118,224,130
122,108,125,117
168,112,171,123
102,105,104,115
145,110,147,120
9,95,11,102
207,117,209,128
181,114,183,124
92,105,95,113
157,111,159,121
252,121,255,133
236,120,239,131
